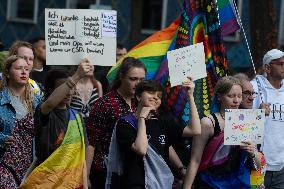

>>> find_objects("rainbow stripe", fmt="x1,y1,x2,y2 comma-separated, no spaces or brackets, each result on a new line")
107,18,180,83
20,110,86,189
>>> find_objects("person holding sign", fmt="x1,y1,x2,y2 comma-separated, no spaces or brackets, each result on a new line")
183,76,261,189
20,59,91,189
106,78,201,189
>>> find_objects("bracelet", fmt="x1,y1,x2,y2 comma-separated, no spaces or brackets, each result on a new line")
139,117,146,119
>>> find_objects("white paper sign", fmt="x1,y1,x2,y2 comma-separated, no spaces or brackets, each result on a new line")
167,42,207,87
45,9,117,66
224,109,265,145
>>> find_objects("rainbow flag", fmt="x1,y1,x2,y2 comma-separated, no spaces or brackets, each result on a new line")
217,0,240,36
107,18,180,82
107,0,228,124
20,109,87,189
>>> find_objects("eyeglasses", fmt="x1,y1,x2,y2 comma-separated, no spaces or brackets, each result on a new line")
242,91,257,98
127,76,145,82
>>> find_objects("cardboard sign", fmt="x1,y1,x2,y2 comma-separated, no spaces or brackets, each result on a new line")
167,42,207,87
224,109,265,145
45,9,116,66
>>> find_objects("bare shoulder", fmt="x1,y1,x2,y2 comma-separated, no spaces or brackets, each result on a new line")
200,115,215,136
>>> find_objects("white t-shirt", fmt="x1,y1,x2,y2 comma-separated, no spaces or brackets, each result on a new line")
251,75,284,171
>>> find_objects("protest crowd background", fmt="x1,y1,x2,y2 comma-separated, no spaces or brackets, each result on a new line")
0,0,284,189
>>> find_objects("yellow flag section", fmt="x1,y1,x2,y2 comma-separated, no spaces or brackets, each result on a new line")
20,109,86,189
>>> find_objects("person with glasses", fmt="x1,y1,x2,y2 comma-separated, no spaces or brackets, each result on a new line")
234,73,268,189
86,57,146,189
251,49,284,188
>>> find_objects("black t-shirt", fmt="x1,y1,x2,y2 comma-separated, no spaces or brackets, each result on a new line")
34,105,69,162
34,105,88,162
116,114,184,188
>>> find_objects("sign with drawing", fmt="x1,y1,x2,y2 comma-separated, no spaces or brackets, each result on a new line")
224,109,265,145
167,42,207,87
45,9,116,66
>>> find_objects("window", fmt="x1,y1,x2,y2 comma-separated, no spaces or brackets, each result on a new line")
6,0,38,24
141,0,168,34
223,0,242,42
278,0,284,46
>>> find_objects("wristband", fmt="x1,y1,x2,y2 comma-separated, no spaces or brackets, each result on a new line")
139,117,146,119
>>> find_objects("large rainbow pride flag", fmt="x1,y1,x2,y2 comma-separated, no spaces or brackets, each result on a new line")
107,0,238,124
20,109,86,189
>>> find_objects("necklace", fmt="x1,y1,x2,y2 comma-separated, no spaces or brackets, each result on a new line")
220,112,225,120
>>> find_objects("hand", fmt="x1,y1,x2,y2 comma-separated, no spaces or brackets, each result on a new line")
76,58,93,78
5,136,15,145
182,76,195,96
259,102,270,116
240,141,256,157
139,106,156,119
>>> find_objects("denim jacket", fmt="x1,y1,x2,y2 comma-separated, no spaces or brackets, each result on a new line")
0,87,42,148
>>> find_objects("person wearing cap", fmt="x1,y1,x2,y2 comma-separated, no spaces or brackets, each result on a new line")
251,49,284,188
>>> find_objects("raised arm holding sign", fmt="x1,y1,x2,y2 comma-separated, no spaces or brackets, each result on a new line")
167,42,207,87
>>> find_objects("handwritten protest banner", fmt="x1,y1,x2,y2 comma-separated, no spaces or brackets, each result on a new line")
45,9,116,66
224,109,265,145
167,42,207,87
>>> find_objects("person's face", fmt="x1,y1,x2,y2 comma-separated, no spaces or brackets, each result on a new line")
54,78,74,108
219,84,242,110
240,80,255,109
8,58,29,86
138,91,162,110
17,47,34,71
86,65,94,77
34,40,46,62
119,67,146,97
265,57,284,80
116,48,127,61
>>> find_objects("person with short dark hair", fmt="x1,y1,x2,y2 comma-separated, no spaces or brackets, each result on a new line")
105,78,201,189
28,37,49,91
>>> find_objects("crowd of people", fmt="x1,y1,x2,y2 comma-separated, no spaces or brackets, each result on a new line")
0,37,284,189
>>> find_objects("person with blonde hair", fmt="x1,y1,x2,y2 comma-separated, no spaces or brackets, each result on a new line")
9,41,42,95
0,55,41,188
183,76,261,189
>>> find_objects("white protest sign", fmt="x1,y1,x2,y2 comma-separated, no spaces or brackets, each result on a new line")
167,42,207,87
224,109,265,145
45,9,117,66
